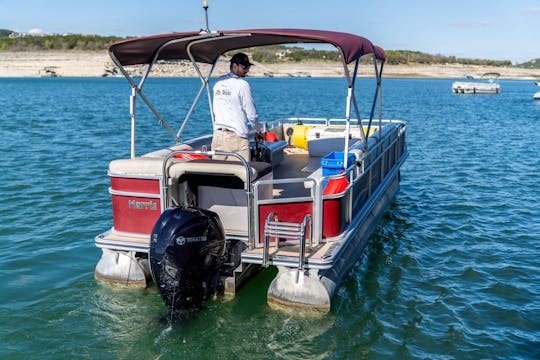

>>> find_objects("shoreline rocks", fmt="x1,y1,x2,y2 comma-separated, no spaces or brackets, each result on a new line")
1,50,539,80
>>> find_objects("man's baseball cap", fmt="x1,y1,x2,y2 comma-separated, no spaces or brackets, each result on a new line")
230,53,254,67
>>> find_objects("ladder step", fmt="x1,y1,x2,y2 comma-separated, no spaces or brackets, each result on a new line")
265,236,303,242
265,225,303,232
265,229,304,238
265,231,303,238
267,221,302,228
265,222,304,238
266,223,302,230
262,213,312,268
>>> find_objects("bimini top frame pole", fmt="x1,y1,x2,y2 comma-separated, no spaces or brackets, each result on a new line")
110,51,183,158
341,49,365,169
365,52,385,142
108,28,386,158
178,33,253,142
109,35,209,158
340,44,386,169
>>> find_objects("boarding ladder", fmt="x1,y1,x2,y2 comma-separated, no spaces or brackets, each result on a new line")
262,212,312,272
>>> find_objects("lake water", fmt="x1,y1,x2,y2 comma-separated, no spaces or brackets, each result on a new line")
0,76,539,359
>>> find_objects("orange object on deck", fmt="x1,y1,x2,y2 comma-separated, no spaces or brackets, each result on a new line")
323,174,349,195
172,153,210,160
265,131,278,142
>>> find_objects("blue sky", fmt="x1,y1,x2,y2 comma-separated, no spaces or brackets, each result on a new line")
1,0,539,63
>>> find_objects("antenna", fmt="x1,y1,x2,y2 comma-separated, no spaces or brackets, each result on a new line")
203,1,210,33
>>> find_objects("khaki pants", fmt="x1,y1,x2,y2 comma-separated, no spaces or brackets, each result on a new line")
211,130,250,161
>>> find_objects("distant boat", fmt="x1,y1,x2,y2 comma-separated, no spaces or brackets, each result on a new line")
452,72,500,94
38,66,58,77
535,81,540,86
534,91,540,100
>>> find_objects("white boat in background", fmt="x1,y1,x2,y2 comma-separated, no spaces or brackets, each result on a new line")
93,4,408,314
452,72,500,94
534,91,540,100
534,81,540,86
38,66,59,77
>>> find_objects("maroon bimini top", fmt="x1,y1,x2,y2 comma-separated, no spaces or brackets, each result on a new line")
109,28,386,66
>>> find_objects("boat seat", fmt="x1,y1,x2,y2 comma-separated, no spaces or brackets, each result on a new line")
308,138,360,157
109,157,165,176
175,160,272,235
109,143,198,176
109,157,271,185
141,143,193,158
168,159,272,189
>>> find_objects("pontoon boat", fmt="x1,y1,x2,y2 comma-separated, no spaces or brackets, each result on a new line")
452,72,500,94
94,22,408,313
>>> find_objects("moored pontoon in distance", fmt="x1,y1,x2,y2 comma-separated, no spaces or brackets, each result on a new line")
452,72,500,94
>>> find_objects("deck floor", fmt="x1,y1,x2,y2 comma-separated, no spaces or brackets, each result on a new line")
270,151,321,198
244,240,335,260
100,232,149,244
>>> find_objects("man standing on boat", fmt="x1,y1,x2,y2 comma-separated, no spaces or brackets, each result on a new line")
211,52,261,161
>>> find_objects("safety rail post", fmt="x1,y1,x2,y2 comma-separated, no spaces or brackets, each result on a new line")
296,214,312,283
262,212,276,267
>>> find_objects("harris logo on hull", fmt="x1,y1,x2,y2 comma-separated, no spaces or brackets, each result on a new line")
128,199,158,211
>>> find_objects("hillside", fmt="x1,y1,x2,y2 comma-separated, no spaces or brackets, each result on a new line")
518,58,540,69
1,31,534,68
0,31,122,51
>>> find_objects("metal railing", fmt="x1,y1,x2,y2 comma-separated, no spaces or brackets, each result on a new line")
253,177,319,250
262,212,312,278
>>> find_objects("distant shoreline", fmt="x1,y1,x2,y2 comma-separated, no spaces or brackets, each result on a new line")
1,50,540,80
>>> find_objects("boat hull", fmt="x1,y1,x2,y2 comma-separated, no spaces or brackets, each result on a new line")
267,171,400,313
452,82,500,94
94,248,151,287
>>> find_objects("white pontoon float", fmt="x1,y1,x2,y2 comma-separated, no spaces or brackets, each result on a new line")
94,22,408,313
452,72,501,94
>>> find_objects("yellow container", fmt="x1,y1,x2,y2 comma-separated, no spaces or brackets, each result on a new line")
364,126,379,136
292,124,379,150
292,124,311,150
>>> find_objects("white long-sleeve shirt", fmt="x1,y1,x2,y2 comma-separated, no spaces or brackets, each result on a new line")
212,73,260,138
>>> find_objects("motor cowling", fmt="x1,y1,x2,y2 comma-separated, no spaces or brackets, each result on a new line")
149,207,226,310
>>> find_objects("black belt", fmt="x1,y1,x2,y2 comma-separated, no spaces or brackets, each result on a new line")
216,128,235,133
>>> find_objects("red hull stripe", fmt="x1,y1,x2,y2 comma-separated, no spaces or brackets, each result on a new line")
111,177,160,194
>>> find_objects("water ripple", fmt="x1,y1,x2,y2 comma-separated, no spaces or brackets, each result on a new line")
1,78,539,359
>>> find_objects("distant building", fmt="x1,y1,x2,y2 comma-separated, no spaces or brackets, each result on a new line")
275,49,292,60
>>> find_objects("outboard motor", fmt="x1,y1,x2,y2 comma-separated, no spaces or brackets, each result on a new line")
149,207,226,310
